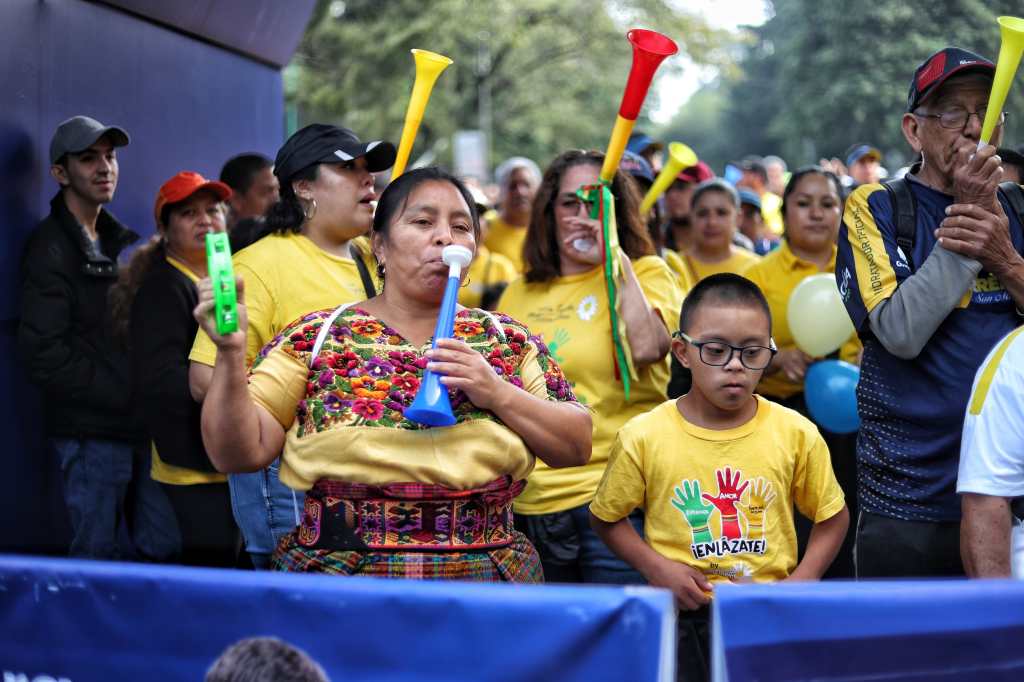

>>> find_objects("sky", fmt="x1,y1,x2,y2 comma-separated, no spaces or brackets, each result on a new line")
650,0,770,124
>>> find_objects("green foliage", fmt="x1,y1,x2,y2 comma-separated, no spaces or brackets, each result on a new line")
289,0,729,175
660,0,1024,172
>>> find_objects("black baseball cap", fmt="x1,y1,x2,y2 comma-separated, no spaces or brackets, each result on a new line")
49,116,129,164
907,47,994,112
273,124,396,183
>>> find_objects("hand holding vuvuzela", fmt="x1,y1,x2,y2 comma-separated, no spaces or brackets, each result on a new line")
405,245,474,427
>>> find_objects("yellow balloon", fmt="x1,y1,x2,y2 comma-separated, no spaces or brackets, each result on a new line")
787,273,855,357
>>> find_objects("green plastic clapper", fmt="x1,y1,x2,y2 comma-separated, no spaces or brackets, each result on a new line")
205,232,238,335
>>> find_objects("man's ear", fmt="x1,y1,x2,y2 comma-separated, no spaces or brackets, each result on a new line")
901,113,924,154
50,164,69,187
671,337,691,369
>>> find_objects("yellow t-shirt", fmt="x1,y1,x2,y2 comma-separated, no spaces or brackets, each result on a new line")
190,233,379,367
152,256,226,485
498,255,686,515
662,249,696,294
590,397,845,583
744,241,862,400
459,246,518,309
683,247,760,283
761,191,784,236
483,211,528,273
247,307,577,491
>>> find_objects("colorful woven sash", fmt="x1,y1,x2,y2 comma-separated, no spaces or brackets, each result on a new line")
296,476,524,552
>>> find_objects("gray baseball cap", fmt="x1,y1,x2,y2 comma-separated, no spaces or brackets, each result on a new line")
49,116,129,164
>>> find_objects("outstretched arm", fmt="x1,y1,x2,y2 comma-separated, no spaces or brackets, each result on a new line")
194,277,285,472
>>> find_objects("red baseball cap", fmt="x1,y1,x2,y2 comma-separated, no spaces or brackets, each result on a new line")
677,160,713,184
154,171,232,225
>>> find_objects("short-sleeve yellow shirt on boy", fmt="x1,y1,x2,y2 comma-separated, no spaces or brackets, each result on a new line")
498,255,686,515
590,396,845,583
190,233,378,367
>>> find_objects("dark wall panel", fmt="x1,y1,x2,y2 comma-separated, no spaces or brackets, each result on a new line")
0,0,290,554
98,0,317,67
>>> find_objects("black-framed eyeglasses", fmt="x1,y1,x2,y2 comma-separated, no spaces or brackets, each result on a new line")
673,331,777,370
914,107,1007,131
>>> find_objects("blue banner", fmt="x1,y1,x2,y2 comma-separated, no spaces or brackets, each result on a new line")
0,555,674,681
712,579,1024,681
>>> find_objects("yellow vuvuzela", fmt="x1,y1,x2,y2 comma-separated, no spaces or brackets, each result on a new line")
390,49,453,181
980,16,1024,146
640,142,698,215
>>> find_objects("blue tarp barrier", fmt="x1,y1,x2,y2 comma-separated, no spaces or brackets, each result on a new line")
0,555,675,681
712,579,1024,681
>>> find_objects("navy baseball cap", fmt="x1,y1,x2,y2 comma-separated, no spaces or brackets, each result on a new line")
907,47,994,112
845,144,882,167
737,188,762,210
619,150,655,184
626,132,663,156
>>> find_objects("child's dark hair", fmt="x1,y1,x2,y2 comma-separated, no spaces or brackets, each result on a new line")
678,273,772,335
205,637,328,682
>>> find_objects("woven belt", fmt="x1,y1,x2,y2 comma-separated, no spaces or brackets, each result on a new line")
296,477,524,552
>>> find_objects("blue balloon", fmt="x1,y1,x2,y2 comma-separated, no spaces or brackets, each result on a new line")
804,360,860,434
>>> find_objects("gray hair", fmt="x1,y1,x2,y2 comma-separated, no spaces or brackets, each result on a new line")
494,156,541,190
763,155,787,171
692,178,740,210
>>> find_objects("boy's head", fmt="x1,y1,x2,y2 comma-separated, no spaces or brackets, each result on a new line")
205,637,329,682
673,274,774,411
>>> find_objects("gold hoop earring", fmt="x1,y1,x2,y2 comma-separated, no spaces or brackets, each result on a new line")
303,198,318,222
460,276,472,289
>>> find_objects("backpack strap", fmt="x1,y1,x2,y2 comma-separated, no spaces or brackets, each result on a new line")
349,241,378,298
882,177,917,271
998,181,1024,228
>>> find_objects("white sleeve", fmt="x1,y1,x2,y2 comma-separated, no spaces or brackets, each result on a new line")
957,338,1024,498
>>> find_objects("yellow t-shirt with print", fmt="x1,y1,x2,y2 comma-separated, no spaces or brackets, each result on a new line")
459,246,518,309
498,255,686,515
151,256,227,485
683,247,760,283
190,233,379,367
662,249,696,293
591,397,845,583
744,241,861,400
483,211,528,273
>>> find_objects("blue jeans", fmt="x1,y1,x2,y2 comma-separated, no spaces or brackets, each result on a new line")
228,458,303,568
51,438,180,560
515,504,646,584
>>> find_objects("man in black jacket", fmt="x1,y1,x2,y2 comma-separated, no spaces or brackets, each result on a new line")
18,116,177,559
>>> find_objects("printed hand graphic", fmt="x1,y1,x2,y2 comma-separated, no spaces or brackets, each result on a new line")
671,480,715,544
702,467,750,540
734,477,776,541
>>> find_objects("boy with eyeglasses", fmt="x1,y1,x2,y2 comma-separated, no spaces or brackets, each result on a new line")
590,273,848,681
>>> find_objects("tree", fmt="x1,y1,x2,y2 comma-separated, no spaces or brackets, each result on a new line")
289,0,730,175
660,0,1024,171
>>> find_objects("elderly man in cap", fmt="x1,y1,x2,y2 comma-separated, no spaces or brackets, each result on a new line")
836,47,1024,577
19,116,176,559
